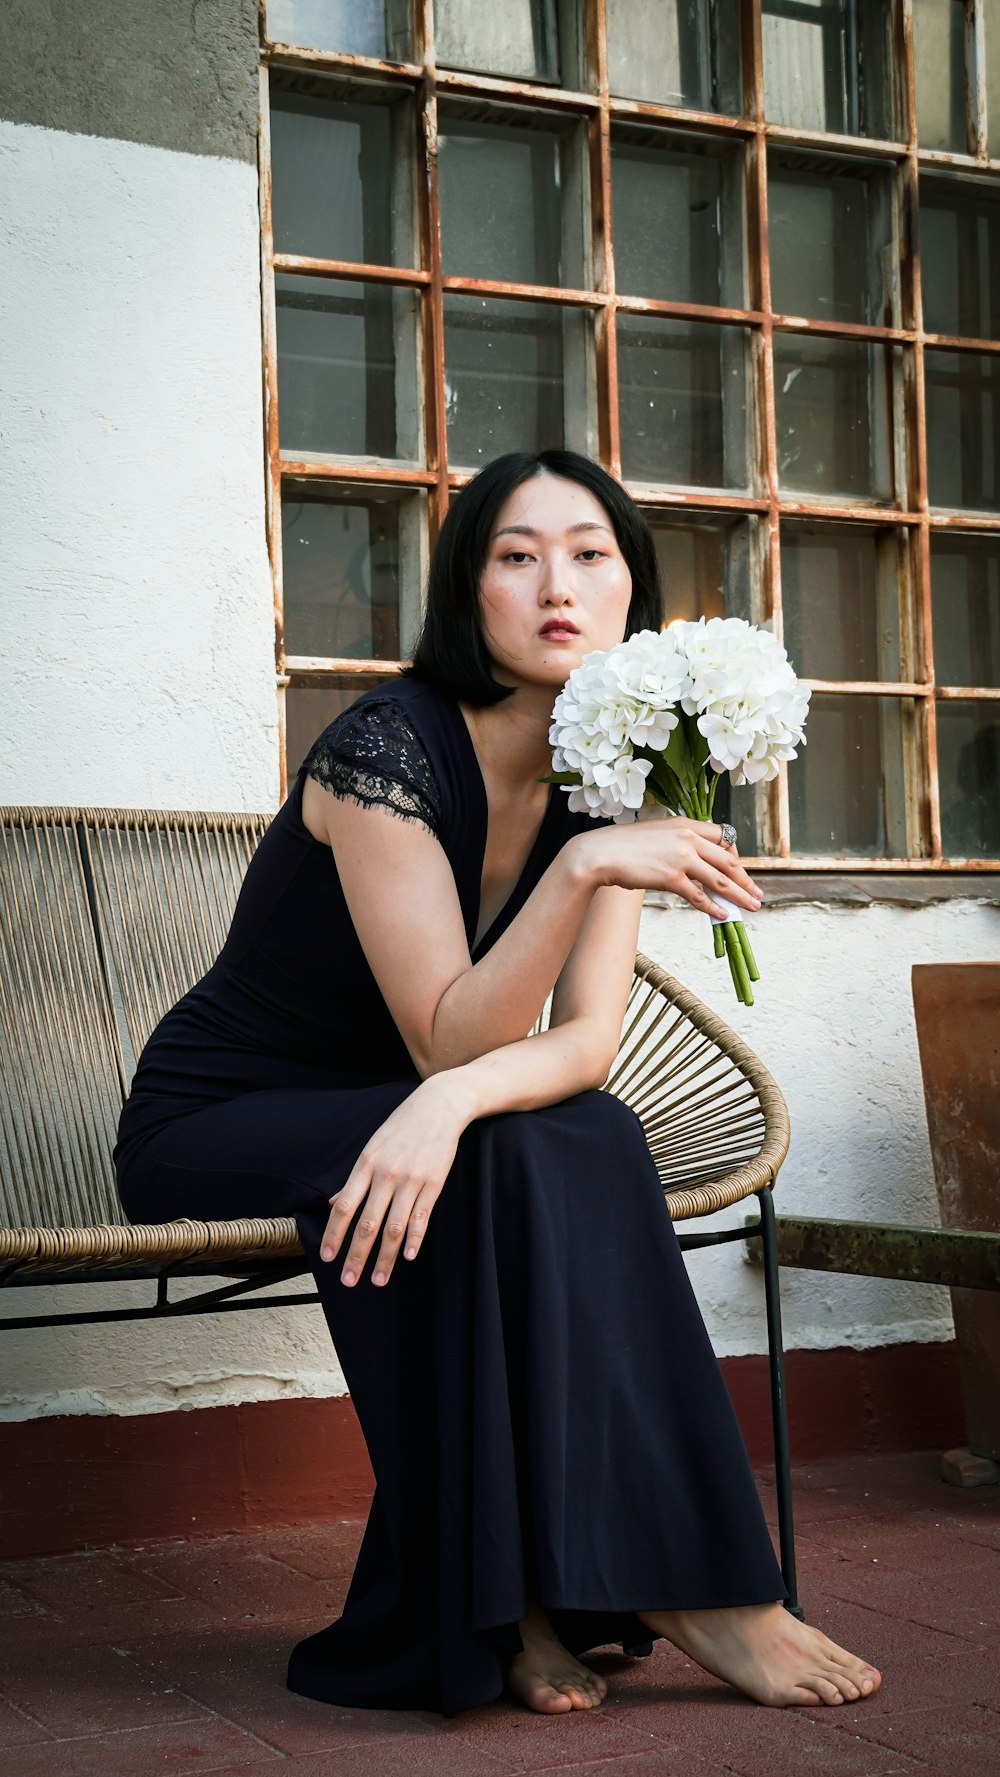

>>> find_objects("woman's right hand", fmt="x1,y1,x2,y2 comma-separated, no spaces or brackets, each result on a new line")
571,817,762,920
320,1071,476,1288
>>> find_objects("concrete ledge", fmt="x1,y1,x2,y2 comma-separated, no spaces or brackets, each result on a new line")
775,1216,1000,1292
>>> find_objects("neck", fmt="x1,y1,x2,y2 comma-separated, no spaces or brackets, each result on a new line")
460,683,557,797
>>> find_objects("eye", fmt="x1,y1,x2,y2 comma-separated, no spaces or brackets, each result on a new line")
576,549,606,562
502,550,534,564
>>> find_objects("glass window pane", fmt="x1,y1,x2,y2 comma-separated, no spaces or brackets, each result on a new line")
275,275,420,461
789,693,911,855
607,0,742,113
914,0,966,152
768,153,895,326
281,484,425,661
443,298,593,468
266,0,410,59
920,179,1000,341
774,334,895,501
931,536,1000,687
781,524,902,680
762,0,894,139
650,514,755,626
925,349,1000,511
439,110,585,287
649,510,764,850
618,318,749,489
937,699,1000,857
286,676,398,776
612,128,744,306
269,75,413,267
435,0,561,84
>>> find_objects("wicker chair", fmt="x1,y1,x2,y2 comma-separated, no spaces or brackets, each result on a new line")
0,805,796,1607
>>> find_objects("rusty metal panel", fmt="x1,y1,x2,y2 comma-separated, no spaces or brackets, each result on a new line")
913,962,1000,1457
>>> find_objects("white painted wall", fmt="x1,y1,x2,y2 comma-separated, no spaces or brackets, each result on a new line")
2,123,999,1425
0,120,278,812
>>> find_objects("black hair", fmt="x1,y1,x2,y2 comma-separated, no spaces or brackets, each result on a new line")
406,450,664,706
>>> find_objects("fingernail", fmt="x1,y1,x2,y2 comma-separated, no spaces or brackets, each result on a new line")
341,1270,355,1286
373,1271,386,1286
404,1245,416,1260
320,1247,333,1263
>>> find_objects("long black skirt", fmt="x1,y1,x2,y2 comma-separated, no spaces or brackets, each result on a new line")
118,1084,785,1717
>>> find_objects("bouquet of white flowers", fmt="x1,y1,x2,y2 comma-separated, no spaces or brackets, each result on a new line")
547,617,810,1005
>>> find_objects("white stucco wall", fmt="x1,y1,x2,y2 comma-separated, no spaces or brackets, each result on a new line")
2,122,999,1425
0,120,278,812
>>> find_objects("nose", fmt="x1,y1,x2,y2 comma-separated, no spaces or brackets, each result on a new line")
537,552,574,607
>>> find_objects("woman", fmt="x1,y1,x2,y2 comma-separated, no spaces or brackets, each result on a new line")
115,450,882,1720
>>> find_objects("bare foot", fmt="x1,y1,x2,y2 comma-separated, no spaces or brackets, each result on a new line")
636,1601,882,1709
506,1603,607,1714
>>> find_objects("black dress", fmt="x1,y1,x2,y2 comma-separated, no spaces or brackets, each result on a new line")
114,674,785,1718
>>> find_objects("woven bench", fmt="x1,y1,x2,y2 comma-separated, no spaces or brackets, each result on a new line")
0,804,799,1601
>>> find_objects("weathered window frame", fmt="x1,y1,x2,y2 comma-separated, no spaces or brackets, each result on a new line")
259,0,1000,872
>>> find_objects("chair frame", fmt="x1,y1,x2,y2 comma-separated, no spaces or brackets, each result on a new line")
1,807,798,1613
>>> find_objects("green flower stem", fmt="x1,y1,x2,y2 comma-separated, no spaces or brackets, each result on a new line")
713,921,725,959
724,932,744,1000
735,919,761,982
724,921,755,1005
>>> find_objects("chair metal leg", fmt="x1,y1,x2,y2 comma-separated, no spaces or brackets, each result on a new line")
757,1184,802,1618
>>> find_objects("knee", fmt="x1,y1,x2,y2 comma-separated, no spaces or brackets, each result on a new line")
476,1088,645,1164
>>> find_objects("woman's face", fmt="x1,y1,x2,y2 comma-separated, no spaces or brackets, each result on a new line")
478,471,633,693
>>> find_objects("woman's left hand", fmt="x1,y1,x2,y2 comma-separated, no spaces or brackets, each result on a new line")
320,1072,473,1287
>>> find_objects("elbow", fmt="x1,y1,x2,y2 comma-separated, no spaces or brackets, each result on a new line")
568,1023,619,1093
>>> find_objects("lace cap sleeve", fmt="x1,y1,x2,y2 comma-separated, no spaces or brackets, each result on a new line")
301,696,443,838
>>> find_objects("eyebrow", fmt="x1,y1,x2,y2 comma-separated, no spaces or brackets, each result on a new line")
492,522,613,539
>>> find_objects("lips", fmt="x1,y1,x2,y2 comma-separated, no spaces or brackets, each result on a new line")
540,621,579,637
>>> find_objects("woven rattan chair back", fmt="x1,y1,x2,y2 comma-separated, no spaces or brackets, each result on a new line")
540,960,789,1220
83,809,269,1082
0,807,268,1234
0,812,125,1230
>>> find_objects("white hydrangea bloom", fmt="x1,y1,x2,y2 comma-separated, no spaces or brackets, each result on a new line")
548,618,809,820
674,616,810,787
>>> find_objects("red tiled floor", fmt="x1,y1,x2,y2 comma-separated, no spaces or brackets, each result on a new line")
1,1448,998,1776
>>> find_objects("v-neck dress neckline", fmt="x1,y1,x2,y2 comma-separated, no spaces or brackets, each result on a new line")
443,695,561,957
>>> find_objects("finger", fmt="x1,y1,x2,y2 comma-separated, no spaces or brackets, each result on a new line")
401,1185,439,1263
320,1164,371,1262
686,856,759,917
693,841,762,907
678,875,732,921
340,1185,394,1286
370,1191,420,1286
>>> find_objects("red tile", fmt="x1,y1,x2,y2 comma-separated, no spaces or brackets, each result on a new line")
0,1696,54,1751
0,1640,207,1739
7,1548,185,1617
817,1556,1000,1644
795,1513,996,1574
443,1696,667,1771
0,1576,57,1621
4,1716,283,1776
258,1520,364,1583
647,1705,926,1776
117,1628,442,1757
124,1540,346,1628
823,1704,1000,1777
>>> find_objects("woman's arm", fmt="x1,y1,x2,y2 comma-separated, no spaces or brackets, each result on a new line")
312,785,759,1078
320,880,643,1288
